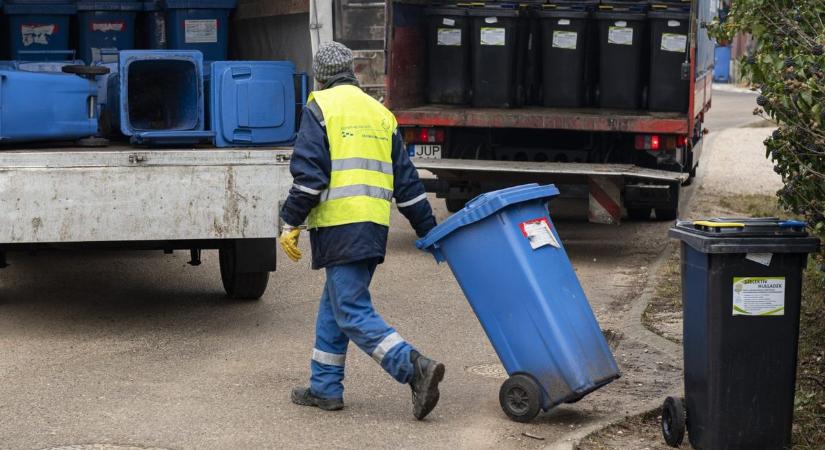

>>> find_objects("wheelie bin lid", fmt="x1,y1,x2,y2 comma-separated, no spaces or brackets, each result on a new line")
162,0,237,9
466,7,520,18
537,9,589,19
417,183,560,258
4,2,75,13
592,10,647,20
425,6,468,16
647,9,690,19
669,218,821,254
77,1,144,11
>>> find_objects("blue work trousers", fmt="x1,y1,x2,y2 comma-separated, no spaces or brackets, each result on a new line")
310,259,415,399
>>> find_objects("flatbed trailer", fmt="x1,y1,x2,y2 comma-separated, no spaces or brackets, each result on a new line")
0,146,293,299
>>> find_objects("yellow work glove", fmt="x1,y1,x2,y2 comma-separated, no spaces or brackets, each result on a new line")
279,226,302,262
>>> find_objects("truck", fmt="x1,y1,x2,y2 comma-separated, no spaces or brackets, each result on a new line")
242,0,715,224
0,0,715,298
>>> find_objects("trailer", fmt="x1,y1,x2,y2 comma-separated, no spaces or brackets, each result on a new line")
0,147,292,299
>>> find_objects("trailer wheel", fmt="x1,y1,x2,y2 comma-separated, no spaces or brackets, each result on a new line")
219,245,269,300
661,396,687,447
627,207,652,221
499,374,542,423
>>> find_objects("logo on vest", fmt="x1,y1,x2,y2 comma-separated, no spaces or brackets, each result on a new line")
341,130,354,138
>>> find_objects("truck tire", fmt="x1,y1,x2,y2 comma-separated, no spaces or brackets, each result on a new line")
445,198,467,213
219,245,269,300
627,207,652,221
655,184,680,221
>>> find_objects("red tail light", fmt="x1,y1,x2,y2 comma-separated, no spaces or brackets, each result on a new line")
404,127,445,144
635,134,661,151
676,135,688,147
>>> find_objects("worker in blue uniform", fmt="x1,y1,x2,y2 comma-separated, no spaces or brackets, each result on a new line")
279,42,444,420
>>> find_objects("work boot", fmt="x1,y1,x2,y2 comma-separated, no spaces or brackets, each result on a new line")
291,387,344,411
409,351,446,420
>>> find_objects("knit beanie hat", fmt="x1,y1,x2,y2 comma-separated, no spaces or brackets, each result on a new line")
313,42,355,84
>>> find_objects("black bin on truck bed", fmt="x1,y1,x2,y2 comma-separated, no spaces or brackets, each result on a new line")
468,7,522,108
538,8,590,107
425,7,471,104
648,8,690,112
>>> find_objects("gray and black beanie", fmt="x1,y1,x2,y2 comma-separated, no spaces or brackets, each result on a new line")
313,41,355,85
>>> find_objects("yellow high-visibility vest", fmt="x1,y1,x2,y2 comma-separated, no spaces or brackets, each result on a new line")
306,84,398,229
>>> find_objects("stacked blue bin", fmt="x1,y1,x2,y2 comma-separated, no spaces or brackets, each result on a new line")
4,0,76,61
162,0,237,61
142,0,166,49
76,1,143,64
417,184,620,422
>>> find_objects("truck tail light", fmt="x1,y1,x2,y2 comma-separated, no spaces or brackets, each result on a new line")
676,135,688,147
404,127,445,144
635,134,661,151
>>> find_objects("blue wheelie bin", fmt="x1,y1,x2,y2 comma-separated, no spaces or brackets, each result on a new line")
0,69,99,143
417,184,620,422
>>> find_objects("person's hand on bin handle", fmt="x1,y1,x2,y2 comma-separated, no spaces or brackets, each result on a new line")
280,225,302,262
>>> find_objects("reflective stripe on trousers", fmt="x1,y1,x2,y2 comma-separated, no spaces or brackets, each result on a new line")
310,259,416,399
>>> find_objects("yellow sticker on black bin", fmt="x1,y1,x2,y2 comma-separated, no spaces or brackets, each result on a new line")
732,277,786,316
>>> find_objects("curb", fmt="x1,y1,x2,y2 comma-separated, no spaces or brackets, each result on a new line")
712,83,759,95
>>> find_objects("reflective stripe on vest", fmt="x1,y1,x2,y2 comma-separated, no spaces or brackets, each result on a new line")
306,85,398,229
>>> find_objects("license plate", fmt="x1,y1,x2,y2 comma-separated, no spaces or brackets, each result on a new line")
412,144,442,159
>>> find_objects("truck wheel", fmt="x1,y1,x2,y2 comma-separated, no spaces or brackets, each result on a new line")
627,207,652,221
661,396,687,447
499,374,542,423
219,246,269,300
445,198,466,213
655,185,680,221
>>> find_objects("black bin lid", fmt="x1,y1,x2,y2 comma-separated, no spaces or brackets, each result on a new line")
669,217,821,254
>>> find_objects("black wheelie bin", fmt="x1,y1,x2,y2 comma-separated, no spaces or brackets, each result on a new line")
664,218,821,449
593,4,648,109
647,6,690,111
425,6,471,104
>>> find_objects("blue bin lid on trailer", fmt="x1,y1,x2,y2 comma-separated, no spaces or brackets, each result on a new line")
4,3,76,13
76,1,144,11
162,0,237,9
210,60,298,148
417,183,560,254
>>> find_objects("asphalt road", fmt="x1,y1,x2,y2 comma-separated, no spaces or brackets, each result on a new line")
0,89,759,450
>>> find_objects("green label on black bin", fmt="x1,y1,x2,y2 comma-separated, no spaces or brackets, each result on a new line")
732,277,786,316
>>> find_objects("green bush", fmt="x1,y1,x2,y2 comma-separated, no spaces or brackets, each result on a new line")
709,0,824,240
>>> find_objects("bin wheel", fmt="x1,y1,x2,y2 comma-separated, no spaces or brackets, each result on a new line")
661,396,687,447
62,65,110,76
219,245,269,300
499,374,542,423
627,207,652,221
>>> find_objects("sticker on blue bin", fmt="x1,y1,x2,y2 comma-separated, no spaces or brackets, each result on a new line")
520,218,560,250
732,277,786,316
22,24,57,46
185,19,219,44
